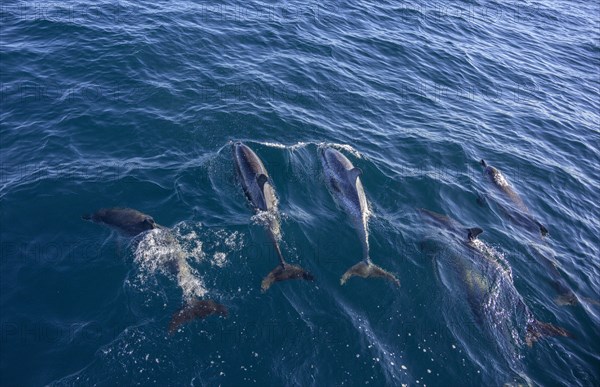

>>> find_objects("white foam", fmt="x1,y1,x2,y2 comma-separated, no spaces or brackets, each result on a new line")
224,231,243,250
176,258,207,300
321,142,363,159
133,228,207,300
212,252,227,267
470,239,512,280
131,223,246,302
254,141,309,150
251,209,279,228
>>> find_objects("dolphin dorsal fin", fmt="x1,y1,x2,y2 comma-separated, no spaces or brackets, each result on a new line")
467,227,484,241
348,167,362,182
256,174,269,190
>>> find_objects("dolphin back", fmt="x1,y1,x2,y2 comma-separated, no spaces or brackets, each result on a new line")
233,142,314,291
233,142,277,212
480,160,549,237
321,147,399,287
83,207,160,236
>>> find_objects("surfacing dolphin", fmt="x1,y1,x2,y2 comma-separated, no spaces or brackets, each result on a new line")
419,208,572,347
82,207,163,236
320,146,399,286
480,160,548,237
232,142,314,291
83,207,228,332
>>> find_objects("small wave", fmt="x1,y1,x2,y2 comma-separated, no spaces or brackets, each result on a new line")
335,296,408,385
251,209,279,227
252,140,310,150
319,142,363,159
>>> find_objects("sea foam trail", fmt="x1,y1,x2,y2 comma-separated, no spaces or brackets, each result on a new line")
132,223,246,301
134,227,208,300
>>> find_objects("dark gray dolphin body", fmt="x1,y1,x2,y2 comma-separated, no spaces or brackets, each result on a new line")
82,207,162,236
83,207,227,332
419,208,571,347
233,142,313,291
320,147,399,286
480,160,548,237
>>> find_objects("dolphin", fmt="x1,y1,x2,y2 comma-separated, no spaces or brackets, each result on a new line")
82,207,163,236
480,160,548,237
419,208,572,347
478,161,589,305
83,207,228,332
320,147,399,286
232,142,314,291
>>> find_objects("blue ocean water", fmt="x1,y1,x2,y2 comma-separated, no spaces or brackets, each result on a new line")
1,0,599,385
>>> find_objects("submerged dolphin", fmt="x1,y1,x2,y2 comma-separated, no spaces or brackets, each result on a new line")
419,208,572,347
83,207,228,332
478,161,587,305
320,147,399,286
232,142,314,291
480,160,548,237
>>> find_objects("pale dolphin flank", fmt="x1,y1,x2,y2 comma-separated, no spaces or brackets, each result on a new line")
82,207,162,236
232,142,314,291
480,160,548,237
419,208,572,347
320,147,399,286
83,207,227,332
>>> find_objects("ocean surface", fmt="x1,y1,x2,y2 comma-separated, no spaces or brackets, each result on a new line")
1,1,599,386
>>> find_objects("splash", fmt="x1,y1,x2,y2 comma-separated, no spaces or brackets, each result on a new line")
211,252,227,267
133,228,208,300
131,222,246,303
251,209,279,228
470,238,512,281
175,257,208,301
493,171,511,189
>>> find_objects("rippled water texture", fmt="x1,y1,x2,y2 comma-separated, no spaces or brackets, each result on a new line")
1,1,599,386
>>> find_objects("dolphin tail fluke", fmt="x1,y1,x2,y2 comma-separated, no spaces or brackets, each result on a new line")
340,261,400,287
261,263,314,292
168,299,228,334
82,213,92,221
525,319,572,347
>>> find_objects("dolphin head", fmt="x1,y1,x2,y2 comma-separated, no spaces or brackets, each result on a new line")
142,215,158,229
232,141,243,153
